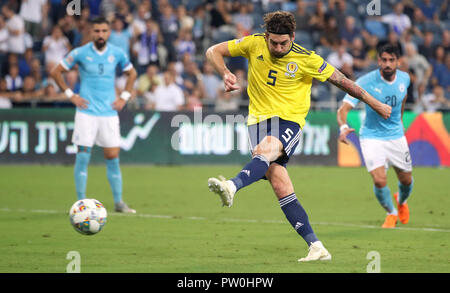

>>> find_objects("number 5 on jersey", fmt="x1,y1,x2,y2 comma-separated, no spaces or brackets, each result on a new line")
267,70,277,86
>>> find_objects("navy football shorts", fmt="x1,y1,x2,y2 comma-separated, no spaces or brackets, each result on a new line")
247,116,302,167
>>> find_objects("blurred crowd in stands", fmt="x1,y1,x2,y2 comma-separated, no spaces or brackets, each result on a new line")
0,0,448,112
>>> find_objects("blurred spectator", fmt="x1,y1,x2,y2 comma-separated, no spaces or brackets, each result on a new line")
405,67,419,107
20,75,43,100
109,17,133,59
19,0,48,39
411,7,428,37
42,25,70,67
29,58,43,87
181,60,204,98
232,3,253,34
405,43,432,89
49,0,66,26
329,0,348,28
165,61,184,88
132,19,165,74
146,70,184,111
309,0,326,34
339,16,361,47
432,52,450,92
422,85,450,112
209,0,232,29
177,5,194,32
185,87,203,111
59,15,82,48
442,30,450,53
378,30,404,56
87,0,102,18
419,30,436,60
350,38,372,76
363,34,380,63
115,0,133,27
418,0,438,20
175,29,196,61
319,15,339,48
294,0,312,31
2,4,25,55
0,15,8,67
327,42,353,78
132,2,152,36
2,52,18,77
5,64,22,91
18,48,33,78
159,3,179,62
201,62,222,102
192,4,209,54
0,78,12,108
381,2,412,36
136,64,160,97
101,0,117,21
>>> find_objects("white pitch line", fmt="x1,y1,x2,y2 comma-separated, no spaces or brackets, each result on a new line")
1,207,449,233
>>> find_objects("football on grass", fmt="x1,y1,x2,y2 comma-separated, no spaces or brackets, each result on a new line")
69,199,107,235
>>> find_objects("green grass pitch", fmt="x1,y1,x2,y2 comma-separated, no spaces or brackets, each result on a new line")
0,165,449,273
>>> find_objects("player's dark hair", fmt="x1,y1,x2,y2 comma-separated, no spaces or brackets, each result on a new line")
378,43,400,59
263,11,296,36
91,16,110,26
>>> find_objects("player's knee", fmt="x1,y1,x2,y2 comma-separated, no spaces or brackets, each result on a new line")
253,141,281,162
373,178,387,188
103,149,120,160
399,177,412,186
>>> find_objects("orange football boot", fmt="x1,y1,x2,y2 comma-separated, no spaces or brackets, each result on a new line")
394,192,410,224
381,214,397,228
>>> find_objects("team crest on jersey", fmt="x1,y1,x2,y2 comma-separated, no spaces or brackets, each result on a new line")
399,83,406,93
108,55,115,63
285,62,298,78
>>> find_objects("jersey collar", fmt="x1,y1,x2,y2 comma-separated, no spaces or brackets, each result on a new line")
379,69,397,85
91,42,109,56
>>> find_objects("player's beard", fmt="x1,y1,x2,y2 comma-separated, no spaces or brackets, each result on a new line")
381,67,396,81
94,38,106,50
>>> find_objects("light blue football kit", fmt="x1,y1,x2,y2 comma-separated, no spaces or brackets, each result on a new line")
343,69,413,214
61,42,132,117
61,42,132,204
343,69,410,140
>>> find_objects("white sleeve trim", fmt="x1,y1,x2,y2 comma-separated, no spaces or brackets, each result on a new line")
123,63,133,72
60,59,70,71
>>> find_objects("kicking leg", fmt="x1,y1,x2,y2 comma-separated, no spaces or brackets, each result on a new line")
208,135,283,207
266,164,331,262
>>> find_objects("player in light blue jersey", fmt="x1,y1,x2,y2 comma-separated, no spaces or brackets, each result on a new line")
337,44,413,228
51,16,137,213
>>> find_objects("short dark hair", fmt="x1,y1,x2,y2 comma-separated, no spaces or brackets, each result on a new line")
91,16,110,26
378,43,400,59
263,11,296,36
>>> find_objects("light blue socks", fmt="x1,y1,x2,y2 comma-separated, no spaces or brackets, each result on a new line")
373,185,397,214
106,157,123,204
74,147,91,200
398,178,413,204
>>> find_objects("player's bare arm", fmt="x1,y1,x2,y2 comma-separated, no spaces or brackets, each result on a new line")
113,67,137,111
336,102,355,145
205,42,240,92
50,64,89,109
327,69,391,119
